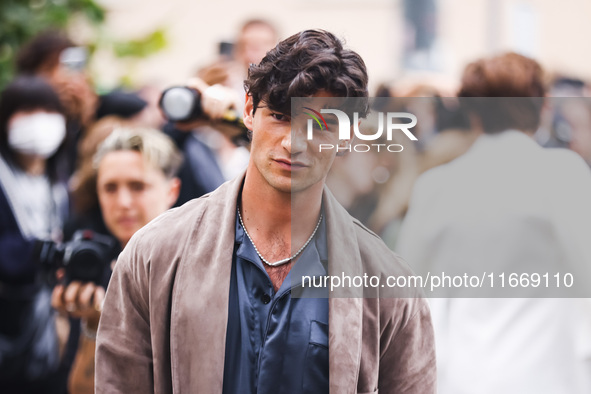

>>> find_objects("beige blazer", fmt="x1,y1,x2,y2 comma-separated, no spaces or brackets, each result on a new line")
95,175,436,394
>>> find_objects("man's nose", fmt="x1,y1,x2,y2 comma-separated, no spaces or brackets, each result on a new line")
283,127,308,154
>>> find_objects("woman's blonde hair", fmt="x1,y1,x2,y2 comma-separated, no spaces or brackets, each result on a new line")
71,116,129,214
94,127,183,180
71,122,183,215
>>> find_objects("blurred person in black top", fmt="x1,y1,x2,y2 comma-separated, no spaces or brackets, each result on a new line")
0,76,69,393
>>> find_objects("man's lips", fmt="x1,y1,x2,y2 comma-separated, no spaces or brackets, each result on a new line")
274,158,309,170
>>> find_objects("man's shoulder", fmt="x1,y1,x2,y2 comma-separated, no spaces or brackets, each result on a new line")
127,177,240,252
543,147,591,177
343,214,419,291
323,187,414,277
347,217,431,331
136,195,211,241
350,216,389,252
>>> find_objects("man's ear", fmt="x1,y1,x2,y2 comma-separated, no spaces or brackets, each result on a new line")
336,139,351,157
243,94,254,130
336,125,355,157
167,177,181,208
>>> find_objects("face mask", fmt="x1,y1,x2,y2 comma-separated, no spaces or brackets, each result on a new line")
8,112,67,158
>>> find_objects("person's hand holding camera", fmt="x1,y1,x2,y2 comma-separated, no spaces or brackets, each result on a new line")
199,82,241,120
165,77,241,131
51,273,104,332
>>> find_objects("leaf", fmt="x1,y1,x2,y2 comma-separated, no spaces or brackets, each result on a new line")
113,29,168,58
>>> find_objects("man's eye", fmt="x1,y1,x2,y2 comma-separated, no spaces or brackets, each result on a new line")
270,113,289,121
129,182,145,192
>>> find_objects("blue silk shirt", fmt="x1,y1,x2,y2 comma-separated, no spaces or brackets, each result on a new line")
222,213,329,394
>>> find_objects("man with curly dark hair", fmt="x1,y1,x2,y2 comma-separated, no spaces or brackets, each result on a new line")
95,29,436,394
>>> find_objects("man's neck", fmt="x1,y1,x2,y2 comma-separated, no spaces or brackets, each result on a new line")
240,169,323,256
240,168,324,291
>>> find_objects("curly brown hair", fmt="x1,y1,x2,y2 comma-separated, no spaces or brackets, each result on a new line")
244,29,369,117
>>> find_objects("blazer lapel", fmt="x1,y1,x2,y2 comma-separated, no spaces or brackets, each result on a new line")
170,175,244,393
324,188,364,394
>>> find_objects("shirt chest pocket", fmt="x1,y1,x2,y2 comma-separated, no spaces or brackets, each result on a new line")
303,320,329,394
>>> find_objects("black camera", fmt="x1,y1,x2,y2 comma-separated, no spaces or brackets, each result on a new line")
37,230,117,285
159,86,207,123
158,86,250,145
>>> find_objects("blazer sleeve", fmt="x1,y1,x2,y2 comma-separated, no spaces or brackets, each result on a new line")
379,299,437,393
95,235,154,393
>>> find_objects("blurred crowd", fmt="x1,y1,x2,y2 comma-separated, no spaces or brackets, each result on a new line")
1,18,591,394
0,20,277,394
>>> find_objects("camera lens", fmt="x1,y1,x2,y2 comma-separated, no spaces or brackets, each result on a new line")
67,249,105,283
159,87,202,122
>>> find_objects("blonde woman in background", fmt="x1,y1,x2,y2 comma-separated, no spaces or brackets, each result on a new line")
52,127,182,393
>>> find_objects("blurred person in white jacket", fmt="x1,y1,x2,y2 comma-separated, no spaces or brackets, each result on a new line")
397,52,591,394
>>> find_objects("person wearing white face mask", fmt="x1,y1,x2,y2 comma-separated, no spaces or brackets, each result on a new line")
8,112,66,159
0,76,69,394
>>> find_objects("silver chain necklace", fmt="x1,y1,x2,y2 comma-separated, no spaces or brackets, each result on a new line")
237,207,323,267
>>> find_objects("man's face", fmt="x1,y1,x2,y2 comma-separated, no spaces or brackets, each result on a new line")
244,91,346,195
97,150,179,246
236,24,277,67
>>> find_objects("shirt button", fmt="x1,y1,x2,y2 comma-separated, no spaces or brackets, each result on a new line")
261,294,271,304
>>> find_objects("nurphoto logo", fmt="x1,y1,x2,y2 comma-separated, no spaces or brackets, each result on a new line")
305,108,419,153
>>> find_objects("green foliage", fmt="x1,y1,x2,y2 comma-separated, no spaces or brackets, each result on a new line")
0,0,105,87
113,29,167,59
0,0,168,89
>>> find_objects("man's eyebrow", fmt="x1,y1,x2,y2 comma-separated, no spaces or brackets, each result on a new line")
261,106,291,116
